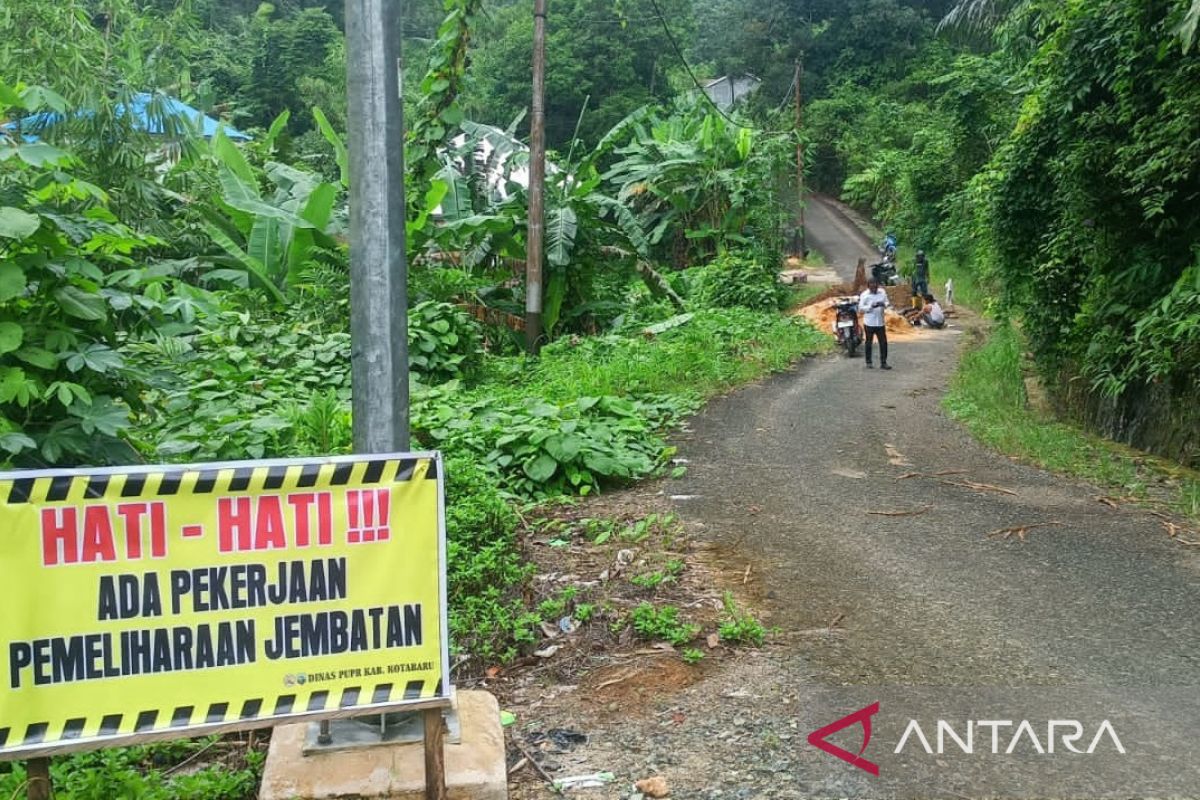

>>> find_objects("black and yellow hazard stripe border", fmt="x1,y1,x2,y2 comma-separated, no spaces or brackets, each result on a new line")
0,452,441,506
0,680,452,760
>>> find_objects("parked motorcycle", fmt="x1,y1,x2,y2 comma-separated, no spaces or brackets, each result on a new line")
832,298,863,357
871,260,902,286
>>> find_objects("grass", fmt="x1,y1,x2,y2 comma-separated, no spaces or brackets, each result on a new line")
477,307,829,405
789,281,831,307
944,323,1200,523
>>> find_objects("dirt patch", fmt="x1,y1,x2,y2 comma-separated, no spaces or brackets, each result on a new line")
469,483,770,798
580,656,703,714
793,293,925,341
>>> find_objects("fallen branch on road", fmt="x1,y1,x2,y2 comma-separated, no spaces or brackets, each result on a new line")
985,521,1063,541
512,738,557,788
866,505,933,517
896,470,966,480
942,479,1018,496
1158,518,1200,542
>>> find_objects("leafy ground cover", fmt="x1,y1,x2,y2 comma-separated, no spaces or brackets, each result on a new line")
0,734,265,800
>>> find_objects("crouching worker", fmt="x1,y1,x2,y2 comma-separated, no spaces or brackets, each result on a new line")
919,293,946,329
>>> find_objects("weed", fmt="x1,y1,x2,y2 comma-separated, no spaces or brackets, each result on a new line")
681,647,705,665
718,591,767,646
619,513,679,543
629,603,700,646
630,558,685,590
630,571,674,589
537,587,579,620
581,517,619,544
574,603,596,623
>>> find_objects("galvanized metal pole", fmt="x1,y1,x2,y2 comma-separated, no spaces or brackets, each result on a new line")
525,0,547,354
346,0,410,453
330,0,410,752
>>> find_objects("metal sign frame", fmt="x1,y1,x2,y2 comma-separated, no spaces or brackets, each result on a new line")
0,452,451,761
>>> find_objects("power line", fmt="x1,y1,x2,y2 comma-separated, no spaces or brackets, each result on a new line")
644,0,794,137
644,0,758,130
775,70,798,114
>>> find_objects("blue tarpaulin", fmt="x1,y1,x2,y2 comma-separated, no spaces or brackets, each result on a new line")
1,92,250,142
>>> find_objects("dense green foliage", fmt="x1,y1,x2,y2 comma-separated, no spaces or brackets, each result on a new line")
4,0,1200,793
0,0,825,694
702,0,1200,463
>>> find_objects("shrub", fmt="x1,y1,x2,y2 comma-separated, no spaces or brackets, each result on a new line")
413,389,681,498
694,251,788,312
407,300,484,384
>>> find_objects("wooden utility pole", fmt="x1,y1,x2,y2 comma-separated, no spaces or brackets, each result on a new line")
794,57,806,256
26,758,50,800
346,0,410,451
525,0,547,354
423,709,448,800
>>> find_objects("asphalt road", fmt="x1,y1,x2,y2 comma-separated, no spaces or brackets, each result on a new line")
665,195,1200,797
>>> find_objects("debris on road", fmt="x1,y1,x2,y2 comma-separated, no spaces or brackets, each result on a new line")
635,775,671,797
832,467,867,479
552,772,615,791
896,469,966,480
885,444,912,466
866,505,933,517
1155,516,1200,544
985,521,1063,541
942,478,1019,496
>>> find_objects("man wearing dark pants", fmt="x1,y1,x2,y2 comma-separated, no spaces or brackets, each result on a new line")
858,277,892,370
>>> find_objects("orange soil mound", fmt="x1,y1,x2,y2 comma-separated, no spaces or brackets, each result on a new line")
795,294,923,340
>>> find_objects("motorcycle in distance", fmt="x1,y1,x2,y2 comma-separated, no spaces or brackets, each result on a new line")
832,298,863,357
880,232,898,260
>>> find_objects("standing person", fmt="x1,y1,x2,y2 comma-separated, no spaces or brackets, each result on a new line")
858,277,892,370
912,250,930,298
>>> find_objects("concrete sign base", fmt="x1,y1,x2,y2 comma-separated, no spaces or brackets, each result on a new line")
259,692,507,800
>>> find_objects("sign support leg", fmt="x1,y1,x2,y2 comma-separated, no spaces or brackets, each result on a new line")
423,708,447,800
26,758,50,800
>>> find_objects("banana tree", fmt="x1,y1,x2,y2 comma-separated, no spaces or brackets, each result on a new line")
602,103,775,262
200,128,341,300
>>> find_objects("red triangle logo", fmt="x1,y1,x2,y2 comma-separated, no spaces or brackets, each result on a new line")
807,702,881,776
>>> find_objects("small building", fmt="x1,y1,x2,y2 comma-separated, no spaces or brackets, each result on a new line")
701,74,762,111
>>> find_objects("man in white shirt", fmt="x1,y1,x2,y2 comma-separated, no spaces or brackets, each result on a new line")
920,293,946,329
858,277,892,370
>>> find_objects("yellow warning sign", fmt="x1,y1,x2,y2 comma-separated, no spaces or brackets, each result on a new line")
0,453,449,758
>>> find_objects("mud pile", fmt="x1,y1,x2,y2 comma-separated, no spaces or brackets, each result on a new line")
794,293,923,340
